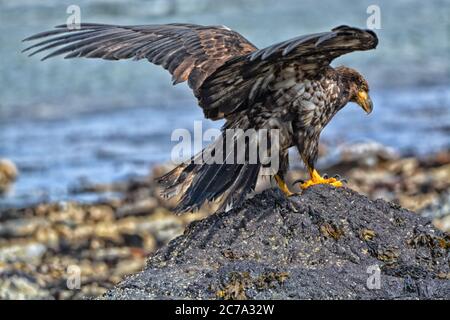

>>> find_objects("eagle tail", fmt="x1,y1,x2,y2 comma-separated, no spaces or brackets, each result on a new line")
158,121,263,213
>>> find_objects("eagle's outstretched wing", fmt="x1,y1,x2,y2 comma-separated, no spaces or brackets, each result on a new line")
23,23,257,91
198,25,378,119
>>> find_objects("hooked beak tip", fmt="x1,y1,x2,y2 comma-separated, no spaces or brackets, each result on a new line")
364,98,373,114
357,92,373,114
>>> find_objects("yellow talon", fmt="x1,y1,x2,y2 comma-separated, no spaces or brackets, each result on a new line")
300,169,343,190
275,174,294,196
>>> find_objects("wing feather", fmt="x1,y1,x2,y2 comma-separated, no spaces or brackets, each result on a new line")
24,24,377,121
23,23,257,91
198,26,378,120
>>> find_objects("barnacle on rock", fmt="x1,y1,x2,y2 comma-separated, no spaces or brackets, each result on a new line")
360,229,376,241
215,271,290,300
255,272,289,290
320,222,344,240
376,247,400,264
215,272,250,300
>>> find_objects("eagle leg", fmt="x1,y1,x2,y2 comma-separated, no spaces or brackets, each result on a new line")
300,168,343,190
275,174,294,196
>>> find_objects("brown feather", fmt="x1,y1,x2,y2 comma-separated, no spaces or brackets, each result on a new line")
23,23,257,91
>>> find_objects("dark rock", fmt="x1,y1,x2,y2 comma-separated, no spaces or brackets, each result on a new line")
103,186,450,300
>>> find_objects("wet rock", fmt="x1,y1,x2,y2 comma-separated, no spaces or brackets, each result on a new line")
116,198,159,218
319,141,399,169
409,186,450,221
0,243,47,263
0,275,51,300
0,158,18,193
0,193,207,299
0,218,49,238
421,192,450,232
104,186,449,300
434,216,450,233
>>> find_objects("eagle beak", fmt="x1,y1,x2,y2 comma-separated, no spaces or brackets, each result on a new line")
356,91,373,114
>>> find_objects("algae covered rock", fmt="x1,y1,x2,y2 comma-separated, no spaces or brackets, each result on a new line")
104,186,449,300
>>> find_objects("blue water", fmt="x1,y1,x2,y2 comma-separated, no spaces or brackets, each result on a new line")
0,0,449,208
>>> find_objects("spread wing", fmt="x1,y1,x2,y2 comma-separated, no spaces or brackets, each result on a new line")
198,25,378,119
23,23,257,91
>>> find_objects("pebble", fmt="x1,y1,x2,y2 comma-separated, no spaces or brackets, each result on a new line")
0,158,18,193
0,276,50,300
0,243,47,263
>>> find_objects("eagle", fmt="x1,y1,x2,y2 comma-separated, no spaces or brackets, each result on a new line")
23,23,378,212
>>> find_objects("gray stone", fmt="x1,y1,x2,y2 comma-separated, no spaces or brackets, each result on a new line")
0,275,51,300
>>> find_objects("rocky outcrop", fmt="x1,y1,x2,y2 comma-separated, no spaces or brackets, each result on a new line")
104,185,450,300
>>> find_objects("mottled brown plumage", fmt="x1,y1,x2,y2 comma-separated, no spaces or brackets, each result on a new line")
24,23,378,212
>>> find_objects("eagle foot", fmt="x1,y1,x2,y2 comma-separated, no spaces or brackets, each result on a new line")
275,174,294,197
297,169,344,190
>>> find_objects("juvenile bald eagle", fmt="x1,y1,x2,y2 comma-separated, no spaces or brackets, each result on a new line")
24,23,378,212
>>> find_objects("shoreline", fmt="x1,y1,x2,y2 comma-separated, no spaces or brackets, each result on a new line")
0,147,449,299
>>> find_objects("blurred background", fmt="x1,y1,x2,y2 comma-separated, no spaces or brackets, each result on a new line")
0,0,449,299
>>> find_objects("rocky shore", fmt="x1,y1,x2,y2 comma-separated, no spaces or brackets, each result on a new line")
0,148,449,299
0,174,208,299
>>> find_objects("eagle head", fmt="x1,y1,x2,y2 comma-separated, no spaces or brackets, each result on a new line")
336,66,373,114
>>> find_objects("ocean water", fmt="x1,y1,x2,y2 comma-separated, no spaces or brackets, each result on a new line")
0,0,449,208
